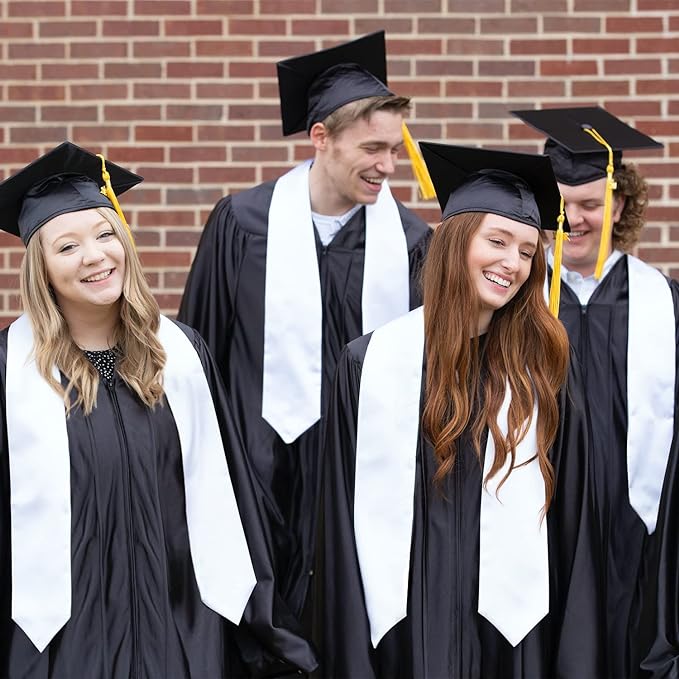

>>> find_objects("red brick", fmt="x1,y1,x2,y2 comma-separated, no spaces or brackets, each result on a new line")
670,102,679,116
572,80,629,96
511,39,567,55
540,60,598,76
164,232,201,248
228,104,280,121
229,61,277,78
417,18,475,34
197,0,253,11
42,64,99,79
638,0,677,7
70,41,128,58
104,105,162,121
388,39,443,56
508,80,566,97
0,107,35,122
391,79,441,97
261,165,295,181
196,125,256,142
511,0,566,9
646,208,679,222
73,126,131,142
637,247,679,263
136,126,194,142
10,126,68,143
573,38,630,54
446,81,503,97
320,0,375,12
196,83,254,99
386,59,411,77
508,123,548,142
446,39,504,56
167,105,224,121
637,80,679,95
0,21,33,37
105,146,165,163
478,60,535,77
638,38,679,54
449,0,503,10
638,226,661,243
120,188,162,206
415,103,473,119
167,62,224,78
232,146,289,162
480,17,538,33
103,20,160,37
8,85,65,100
605,101,662,117
137,211,198,228
170,147,227,163
8,1,65,16
604,59,662,75
542,16,601,32
573,0,629,8
445,122,504,139
230,19,287,35
166,188,225,204
258,40,317,58
135,0,191,12
133,41,191,58
385,0,438,9
133,83,191,99
165,20,224,35
291,19,350,35
72,1,127,14
257,82,280,98
0,64,37,80
671,17,679,31
636,122,679,138
9,43,65,59
261,0,315,10
356,18,415,33
635,162,679,178
71,84,129,100
670,60,679,74
42,106,99,122
140,252,192,268
105,63,162,79
416,60,473,77
606,16,663,32
132,231,161,248
164,271,190,288
197,40,253,57
136,167,194,183
39,20,96,37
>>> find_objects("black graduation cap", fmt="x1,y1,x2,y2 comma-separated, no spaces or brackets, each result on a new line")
276,31,393,136
0,141,142,245
420,142,567,232
511,106,663,186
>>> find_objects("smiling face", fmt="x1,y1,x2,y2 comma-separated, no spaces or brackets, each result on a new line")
309,108,404,214
557,178,624,277
40,208,126,319
467,213,539,333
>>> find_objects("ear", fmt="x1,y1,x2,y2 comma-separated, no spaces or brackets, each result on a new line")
309,122,329,151
612,192,625,224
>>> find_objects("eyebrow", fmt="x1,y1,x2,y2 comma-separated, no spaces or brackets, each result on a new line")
48,220,111,246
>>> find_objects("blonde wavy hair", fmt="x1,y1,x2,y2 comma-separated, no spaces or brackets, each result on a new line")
19,206,166,415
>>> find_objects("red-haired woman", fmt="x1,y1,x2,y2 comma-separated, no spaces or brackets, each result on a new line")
317,143,603,678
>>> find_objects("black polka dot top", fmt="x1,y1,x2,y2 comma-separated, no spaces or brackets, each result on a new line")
83,348,117,385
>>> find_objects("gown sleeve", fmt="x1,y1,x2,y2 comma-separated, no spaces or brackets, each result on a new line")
177,196,246,372
549,349,605,677
183,324,319,678
638,278,679,679
318,338,378,679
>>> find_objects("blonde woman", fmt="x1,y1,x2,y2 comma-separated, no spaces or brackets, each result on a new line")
0,143,317,678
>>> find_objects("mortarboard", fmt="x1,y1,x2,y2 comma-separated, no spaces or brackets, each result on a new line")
0,141,142,245
511,106,663,186
276,32,392,137
420,141,568,316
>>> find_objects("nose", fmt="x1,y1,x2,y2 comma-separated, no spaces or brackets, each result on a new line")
375,150,396,176
81,241,106,266
501,247,521,273
564,202,583,227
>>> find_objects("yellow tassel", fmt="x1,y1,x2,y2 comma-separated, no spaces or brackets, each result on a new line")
582,126,617,280
549,195,568,317
97,153,136,249
401,121,436,200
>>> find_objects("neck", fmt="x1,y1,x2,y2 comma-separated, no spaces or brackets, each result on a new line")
60,302,120,350
308,157,356,216
475,309,493,336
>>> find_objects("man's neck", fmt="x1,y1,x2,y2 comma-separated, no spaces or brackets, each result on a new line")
307,159,356,215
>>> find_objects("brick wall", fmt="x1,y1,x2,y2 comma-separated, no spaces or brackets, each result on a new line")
0,0,677,323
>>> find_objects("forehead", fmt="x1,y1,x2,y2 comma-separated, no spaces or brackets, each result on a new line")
335,109,404,142
478,213,539,244
557,177,607,202
40,208,107,243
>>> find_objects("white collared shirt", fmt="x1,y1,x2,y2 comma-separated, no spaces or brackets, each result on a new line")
548,249,623,305
311,205,362,246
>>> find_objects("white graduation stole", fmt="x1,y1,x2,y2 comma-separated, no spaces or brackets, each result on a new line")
261,160,410,444
354,306,548,648
7,314,257,652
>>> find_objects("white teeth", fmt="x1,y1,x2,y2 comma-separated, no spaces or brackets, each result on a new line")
569,231,586,238
363,177,383,185
484,272,510,288
83,269,113,283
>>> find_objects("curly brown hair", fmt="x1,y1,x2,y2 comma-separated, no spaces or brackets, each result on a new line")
612,162,648,252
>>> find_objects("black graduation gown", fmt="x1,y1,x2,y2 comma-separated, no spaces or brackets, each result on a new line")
177,179,432,620
553,256,679,677
319,333,603,678
0,322,318,679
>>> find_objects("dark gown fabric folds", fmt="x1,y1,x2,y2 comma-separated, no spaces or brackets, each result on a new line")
552,257,679,678
318,333,604,679
0,322,317,679
177,179,432,620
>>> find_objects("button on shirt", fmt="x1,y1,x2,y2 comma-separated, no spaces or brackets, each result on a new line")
312,205,362,247
549,249,623,306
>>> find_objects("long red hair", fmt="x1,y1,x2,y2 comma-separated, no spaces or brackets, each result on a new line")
422,212,570,509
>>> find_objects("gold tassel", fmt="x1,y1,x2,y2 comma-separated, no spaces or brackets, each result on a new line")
401,121,436,200
549,195,568,317
582,126,617,280
97,153,136,249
